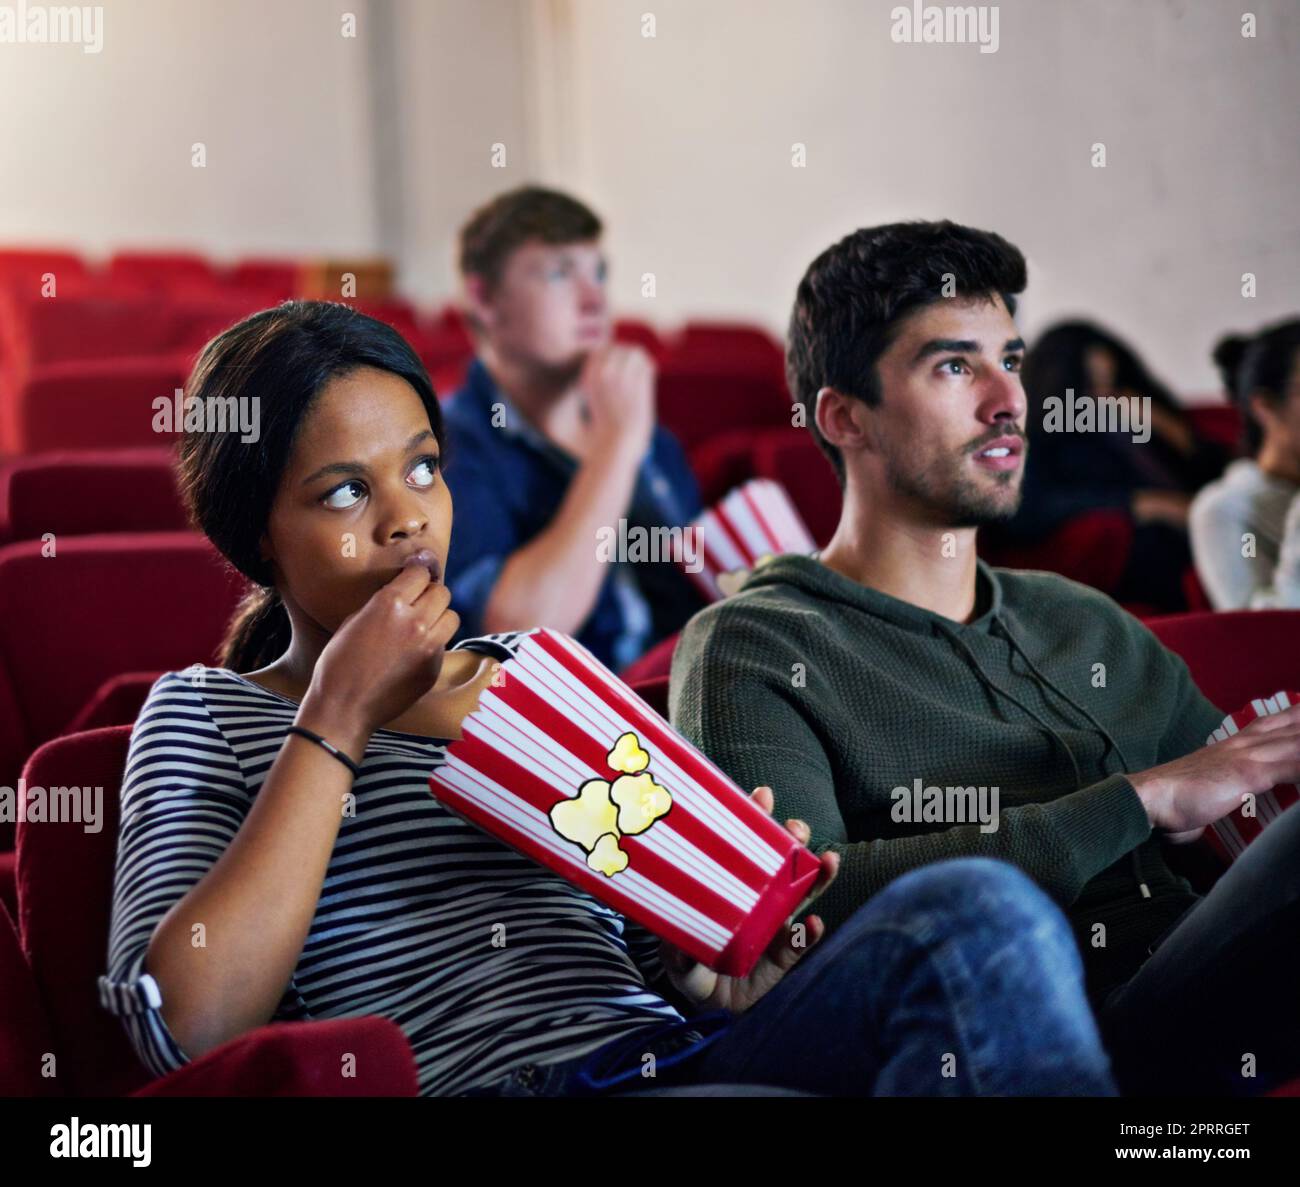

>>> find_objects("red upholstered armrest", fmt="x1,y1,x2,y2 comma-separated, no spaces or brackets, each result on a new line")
131,1016,419,1098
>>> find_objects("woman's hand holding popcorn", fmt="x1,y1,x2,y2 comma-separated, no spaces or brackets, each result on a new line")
659,785,838,1015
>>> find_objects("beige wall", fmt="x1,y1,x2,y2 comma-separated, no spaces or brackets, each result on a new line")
1,0,1295,396
549,0,1300,396
0,0,380,257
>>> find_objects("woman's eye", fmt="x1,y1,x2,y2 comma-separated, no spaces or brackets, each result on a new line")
1004,356,1022,372
408,457,440,488
322,480,366,509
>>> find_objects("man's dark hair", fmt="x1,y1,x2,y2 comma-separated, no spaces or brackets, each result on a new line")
458,185,602,290
786,220,1028,486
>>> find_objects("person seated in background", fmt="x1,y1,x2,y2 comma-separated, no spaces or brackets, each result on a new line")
97,299,1119,1099
996,320,1229,611
441,185,706,672
1190,318,1300,608
671,221,1300,1096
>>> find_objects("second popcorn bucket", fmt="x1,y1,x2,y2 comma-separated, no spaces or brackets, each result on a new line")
685,478,817,601
428,627,823,977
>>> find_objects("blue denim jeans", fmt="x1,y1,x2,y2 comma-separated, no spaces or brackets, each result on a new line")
461,858,1117,1097
1100,798,1300,1096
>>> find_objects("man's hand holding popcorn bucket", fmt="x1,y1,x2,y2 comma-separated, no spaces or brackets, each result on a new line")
658,785,840,1015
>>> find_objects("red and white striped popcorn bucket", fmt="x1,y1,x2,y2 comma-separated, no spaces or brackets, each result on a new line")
1203,690,1299,864
428,627,823,976
686,478,816,602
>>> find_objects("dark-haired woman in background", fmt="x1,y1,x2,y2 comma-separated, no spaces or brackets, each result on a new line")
1190,319,1300,608
1000,321,1229,610
97,300,1118,1098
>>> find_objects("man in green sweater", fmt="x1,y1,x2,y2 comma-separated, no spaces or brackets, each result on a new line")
671,220,1300,1096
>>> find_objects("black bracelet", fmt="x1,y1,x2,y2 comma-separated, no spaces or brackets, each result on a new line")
287,726,362,778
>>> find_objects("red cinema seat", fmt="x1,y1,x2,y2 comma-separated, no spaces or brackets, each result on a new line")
0,248,91,297
614,318,667,362
0,291,167,380
0,852,14,918
673,321,784,368
106,250,220,293
0,532,247,819
0,899,59,1096
0,449,186,542
1185,402,1242,453
430,303,472,343
64,671,164,733
656,361,792,453
632,676,670,721
13,356,191,452
1,289,273,370
688,428,760,506
14,726,419,1096
1145,610,1300,714
418,325,474,399
980,510,1134,595
227,257,300,299
621,633,680,685
351,298,425,354
750,430,841,548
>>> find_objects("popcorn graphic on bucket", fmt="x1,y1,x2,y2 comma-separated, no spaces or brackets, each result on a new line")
686,478,816,602
428,628,823,976
549,731,673,876
1203,690,1299,863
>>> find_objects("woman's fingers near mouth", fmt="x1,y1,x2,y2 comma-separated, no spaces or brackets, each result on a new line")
402,549,443,582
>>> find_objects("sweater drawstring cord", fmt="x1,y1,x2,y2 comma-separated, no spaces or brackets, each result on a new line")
932,616,1151,901
991,613,1151,901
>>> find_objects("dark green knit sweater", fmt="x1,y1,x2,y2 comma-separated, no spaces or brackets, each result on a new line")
670,555,1227,1004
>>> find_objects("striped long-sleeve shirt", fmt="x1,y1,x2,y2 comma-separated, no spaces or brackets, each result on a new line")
98,633,684,1096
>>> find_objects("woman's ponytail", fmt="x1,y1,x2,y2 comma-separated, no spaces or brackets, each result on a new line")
220,586,293,673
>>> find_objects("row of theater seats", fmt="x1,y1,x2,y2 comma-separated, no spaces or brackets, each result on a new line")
0,246,1285,1098
0,310,792,454
4,607,1300,1096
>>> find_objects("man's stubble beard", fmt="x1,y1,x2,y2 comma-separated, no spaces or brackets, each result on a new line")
883,443,1024,529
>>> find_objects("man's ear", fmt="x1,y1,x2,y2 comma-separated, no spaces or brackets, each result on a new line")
815,386,876,458
461,273,494,334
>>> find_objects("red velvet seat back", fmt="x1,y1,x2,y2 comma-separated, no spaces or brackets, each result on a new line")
656,361,791,453
15,357,191,452
688,428,761,506
751,430,841,548
0,899,60,1096
0,449,186,542
0,532,247,802
227,258,300,299
981,510,1134,594
1146,610,1300,713
0,249,90,297
2,289,275,369
106,250,219,293
16,726,152,1096
632,675,670,721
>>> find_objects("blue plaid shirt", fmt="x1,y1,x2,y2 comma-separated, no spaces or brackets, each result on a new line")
440,359,704,670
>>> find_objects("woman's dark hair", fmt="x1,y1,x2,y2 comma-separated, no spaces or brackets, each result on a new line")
1020,320,1180,431
1213,318,1300,457
786,220,1027,487
176,300,444,673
